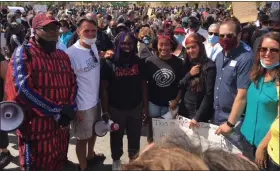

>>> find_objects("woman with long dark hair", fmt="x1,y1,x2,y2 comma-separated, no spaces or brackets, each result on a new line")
178,33,216,128
100,31,148,170
240,32,280,167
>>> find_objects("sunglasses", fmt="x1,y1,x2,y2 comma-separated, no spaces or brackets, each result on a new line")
259,47,280,54
208,32,219,36
39,25,60,32
219,34,235,39
90,50,98,63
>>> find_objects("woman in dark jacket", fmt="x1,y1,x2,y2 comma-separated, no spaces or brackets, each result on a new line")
178,33,216,128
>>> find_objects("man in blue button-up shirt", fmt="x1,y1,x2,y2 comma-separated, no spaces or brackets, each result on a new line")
213,18,254,143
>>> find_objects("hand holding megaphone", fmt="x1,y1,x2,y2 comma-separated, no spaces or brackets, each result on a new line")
101,112,111,123
94,119,119,137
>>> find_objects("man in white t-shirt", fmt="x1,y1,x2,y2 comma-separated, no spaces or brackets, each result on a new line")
66,16,104,171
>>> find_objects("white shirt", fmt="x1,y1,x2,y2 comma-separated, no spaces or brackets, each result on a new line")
56,39,67,52
205,43,223,62
66,40,100,110
182,27,208,47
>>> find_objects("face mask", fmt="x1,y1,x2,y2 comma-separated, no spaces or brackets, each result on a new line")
208,35,219,45
16,18,21,24
174,35,185,44
35,35,57,53
111,28,117,36
260,60,280,70
82,38,96,45
219,37,238,51
143,36,152,45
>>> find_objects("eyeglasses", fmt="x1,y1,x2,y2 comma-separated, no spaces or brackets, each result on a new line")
208,32,219,36
259,47,280,54
90,50,98,63
219,34,235,39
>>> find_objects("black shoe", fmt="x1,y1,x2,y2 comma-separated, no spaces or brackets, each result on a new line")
62,159,78,170
0,151,12,169
87,153,106,166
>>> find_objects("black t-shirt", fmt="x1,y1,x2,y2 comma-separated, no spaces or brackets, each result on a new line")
0,53,5,101
101,56,145,110
145,55,184,106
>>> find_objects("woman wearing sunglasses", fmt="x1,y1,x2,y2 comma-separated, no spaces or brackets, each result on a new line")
178,33,216,128
239,32,280,167
100,31,148,170
144,29,184,142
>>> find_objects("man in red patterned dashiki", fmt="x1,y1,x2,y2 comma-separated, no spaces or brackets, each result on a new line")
5,13,77,171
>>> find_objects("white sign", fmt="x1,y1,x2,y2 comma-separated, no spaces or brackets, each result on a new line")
33,5,47,13
152,116,242,154
271,2,279,11
0,32,5,51
7,7,25,14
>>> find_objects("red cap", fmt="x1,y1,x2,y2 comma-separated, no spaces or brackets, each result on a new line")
174,27,186,35
32,13,59,29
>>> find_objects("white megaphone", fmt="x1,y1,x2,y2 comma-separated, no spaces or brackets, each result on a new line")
161,106,179,119
0,101,25,132
93,119,119,137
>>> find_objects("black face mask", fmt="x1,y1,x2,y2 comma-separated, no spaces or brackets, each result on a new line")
35,35,57,53
111,28,117,36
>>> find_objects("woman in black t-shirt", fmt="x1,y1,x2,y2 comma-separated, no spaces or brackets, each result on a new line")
178,33,216,128
144,29,184,142
100,32,148,166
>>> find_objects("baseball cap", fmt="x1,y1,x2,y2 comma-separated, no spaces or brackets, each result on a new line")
32,13,60,29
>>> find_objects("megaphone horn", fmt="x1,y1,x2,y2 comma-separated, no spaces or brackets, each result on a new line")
0,101,25,132
94,119,119,137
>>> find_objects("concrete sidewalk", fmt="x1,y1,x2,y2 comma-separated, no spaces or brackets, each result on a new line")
3,127,149,171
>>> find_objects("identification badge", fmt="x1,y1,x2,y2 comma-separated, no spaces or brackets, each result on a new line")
229,60,237,67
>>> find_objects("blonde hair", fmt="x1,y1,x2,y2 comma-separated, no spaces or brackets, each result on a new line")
138,27,154,40
122,145,209,170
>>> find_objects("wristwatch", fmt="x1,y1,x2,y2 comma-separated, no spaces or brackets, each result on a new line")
226,121,235,128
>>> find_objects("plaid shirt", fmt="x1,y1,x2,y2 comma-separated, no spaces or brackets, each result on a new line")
5,39,77,140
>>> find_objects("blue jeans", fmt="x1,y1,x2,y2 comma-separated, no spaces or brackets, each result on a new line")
148,101,169,118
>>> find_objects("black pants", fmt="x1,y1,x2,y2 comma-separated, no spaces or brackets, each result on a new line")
109,103,143,161
0,131,9,149
268,156,280,171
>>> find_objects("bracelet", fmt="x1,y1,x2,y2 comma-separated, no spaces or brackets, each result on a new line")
226,121,235,128
102,112,108,115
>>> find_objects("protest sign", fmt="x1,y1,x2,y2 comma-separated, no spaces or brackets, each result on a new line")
147,8,152,17
232,2,258,23
152,116,242,154
33,5,47,13
271,2,279,11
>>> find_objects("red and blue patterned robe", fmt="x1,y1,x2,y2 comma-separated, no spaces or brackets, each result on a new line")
5,39,77,171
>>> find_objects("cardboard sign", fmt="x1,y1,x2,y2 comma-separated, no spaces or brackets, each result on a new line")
152,116,242,154
147,8,152,17
232,2,258,23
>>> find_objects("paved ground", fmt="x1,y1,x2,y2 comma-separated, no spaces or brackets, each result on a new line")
3,127,149,171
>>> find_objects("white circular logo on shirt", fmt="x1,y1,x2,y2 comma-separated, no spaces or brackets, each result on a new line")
153,68,175,87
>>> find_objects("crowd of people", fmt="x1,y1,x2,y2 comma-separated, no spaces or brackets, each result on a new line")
0,2,279,171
